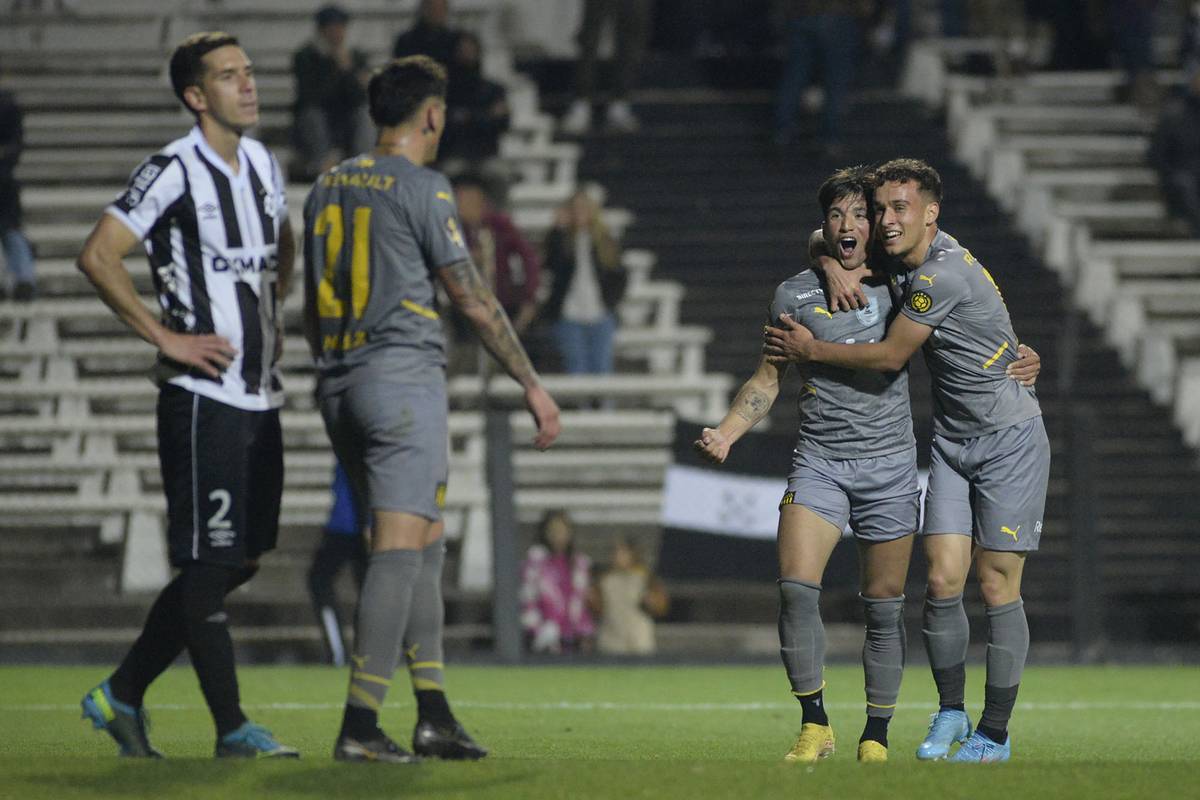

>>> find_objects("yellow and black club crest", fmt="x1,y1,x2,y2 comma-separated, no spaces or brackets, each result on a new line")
909,291,933,314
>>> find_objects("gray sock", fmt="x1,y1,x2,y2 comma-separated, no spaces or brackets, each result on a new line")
779,579,825,697
923,592,969,708
862,594,905,719
980,599,1028,733
346,548,423,712
404,539,447,693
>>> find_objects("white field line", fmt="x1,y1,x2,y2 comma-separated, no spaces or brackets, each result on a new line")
7,700,1200,713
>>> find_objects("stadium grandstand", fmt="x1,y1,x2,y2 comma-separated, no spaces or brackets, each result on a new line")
0,0,1198,787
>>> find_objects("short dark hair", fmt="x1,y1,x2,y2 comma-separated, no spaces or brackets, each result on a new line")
367,55,448,127
875,158,943,203
315,4,350,28
169,31,240,114
817,165,876,216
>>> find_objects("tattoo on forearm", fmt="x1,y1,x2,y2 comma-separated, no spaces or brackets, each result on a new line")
443,260,535,384
733,387,771,424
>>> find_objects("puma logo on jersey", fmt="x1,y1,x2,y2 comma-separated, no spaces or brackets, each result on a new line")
814,306,833,319
918,274,937,286
436,191,453,202
1001,525,1021,541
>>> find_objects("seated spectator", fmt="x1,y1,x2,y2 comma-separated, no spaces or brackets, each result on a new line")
592,537,669,655
0,79,35,301
520,510,595,654
441,32,511,171
1150,61,1200,236
393,0,462,69
542,188,627,374
291,4,373,180
307,462,368,667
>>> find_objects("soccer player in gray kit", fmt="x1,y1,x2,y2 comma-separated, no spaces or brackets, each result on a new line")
303,55,560,763
765,158,1049,763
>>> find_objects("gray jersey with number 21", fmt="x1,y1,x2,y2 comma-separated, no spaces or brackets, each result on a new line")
304,153,471,390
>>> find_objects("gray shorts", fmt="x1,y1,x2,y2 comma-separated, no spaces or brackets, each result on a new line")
781,448,920,542
318,379,449,521
922,416,1050,551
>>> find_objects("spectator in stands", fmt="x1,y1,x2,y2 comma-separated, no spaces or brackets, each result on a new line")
440,32,511,172
1034,0,1111,71
445,174,542,374
542,188,626,375
1110,0,1161,108
771,1,875,156
291,4,374,180
0,75,35,301
592,537,669,655
1150,60,1200,235
392,0,462,71
560,0,654,135
308,463,369,667
454,174,541,334
521,510,595,653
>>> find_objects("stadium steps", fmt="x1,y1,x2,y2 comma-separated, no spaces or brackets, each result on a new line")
575,88,1200,640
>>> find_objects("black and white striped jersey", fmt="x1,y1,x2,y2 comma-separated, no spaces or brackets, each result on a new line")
107,126,287,411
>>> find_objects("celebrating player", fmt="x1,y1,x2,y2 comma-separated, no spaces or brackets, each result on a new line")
303,55,560,763
765,158,1050,763
77,32,298,759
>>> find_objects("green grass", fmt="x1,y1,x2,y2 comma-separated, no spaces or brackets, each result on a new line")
2,664,1196,799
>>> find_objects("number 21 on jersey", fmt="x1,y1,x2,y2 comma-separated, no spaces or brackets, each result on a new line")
314,203,371,319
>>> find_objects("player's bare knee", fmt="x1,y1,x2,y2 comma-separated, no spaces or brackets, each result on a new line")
977,568,1020,607
862,576,906,599
925,569,967,599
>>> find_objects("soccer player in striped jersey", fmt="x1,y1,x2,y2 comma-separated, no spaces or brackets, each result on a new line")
77,32,298,759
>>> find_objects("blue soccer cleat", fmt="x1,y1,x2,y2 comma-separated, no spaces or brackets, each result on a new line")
215,721,300,759
81,681,162,758
948,729,1011,763
916,709,972,761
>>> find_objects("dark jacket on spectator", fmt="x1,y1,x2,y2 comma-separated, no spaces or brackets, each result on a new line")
541,225,626,323
292,41,370,115
392,21,461,69
0,89,24,230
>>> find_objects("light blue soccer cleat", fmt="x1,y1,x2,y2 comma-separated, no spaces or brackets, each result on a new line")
948,729,1011,763
215,721,300,759
81,680,162,758
915,709,972,761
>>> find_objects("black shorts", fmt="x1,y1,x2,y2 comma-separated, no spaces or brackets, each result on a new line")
157,385,283,567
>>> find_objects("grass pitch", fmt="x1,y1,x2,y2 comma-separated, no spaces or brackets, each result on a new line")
1,664,1196,799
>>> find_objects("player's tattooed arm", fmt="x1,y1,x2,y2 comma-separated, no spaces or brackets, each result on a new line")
732,383,773,425
438,258,561,450
695,356,785,464
439,258,537,387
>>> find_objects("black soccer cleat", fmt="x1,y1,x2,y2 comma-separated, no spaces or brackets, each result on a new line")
412,719,488,760
334,730,423,764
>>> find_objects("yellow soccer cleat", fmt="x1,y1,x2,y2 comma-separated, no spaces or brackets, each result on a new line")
784,723,835,763
857,740,888,763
